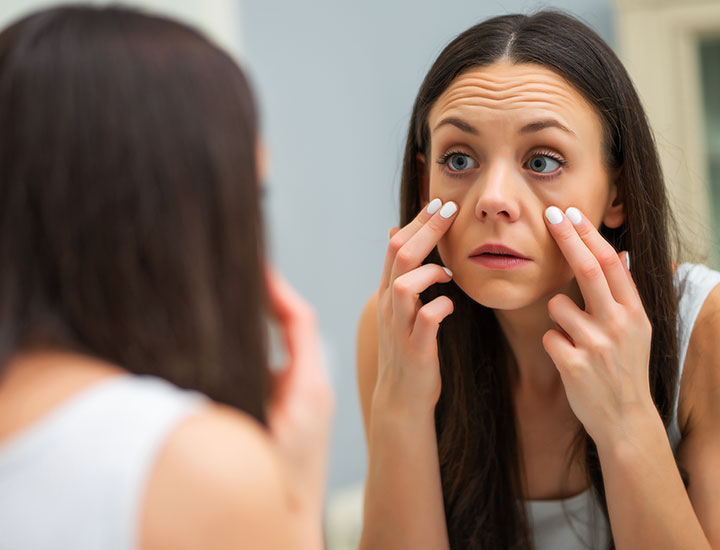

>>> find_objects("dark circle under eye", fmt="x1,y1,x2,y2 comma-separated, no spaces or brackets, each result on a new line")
448,154,474,172
528,155,560,173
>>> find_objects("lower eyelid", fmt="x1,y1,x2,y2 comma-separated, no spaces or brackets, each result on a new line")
528,168,563,181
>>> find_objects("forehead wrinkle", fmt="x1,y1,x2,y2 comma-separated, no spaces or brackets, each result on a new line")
440,82,576,103
442,74,574,94
426,64,605,150
431,86,583,132
438,98,576,114
432,99,579,130
435,83,578,115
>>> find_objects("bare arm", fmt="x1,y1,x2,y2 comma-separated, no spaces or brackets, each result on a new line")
357,293,449,550
541,207,718,549
357,199,459,550
597,284,720,549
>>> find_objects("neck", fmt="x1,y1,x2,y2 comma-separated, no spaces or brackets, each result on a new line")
494,279,584,398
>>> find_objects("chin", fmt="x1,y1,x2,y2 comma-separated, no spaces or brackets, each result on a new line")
451,268,574,311
453,275,540,310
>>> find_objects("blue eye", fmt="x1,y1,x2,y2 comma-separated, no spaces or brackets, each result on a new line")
528,154,561,173
446,153,476,172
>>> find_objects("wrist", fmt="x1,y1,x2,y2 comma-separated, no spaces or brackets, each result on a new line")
290,508,325,550
593,402,667,458
370,384,437,427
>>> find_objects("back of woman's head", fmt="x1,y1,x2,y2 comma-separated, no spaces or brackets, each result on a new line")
0,5,269,422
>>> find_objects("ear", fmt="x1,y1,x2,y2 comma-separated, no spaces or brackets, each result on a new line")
416,152,429,208
602,171,625,229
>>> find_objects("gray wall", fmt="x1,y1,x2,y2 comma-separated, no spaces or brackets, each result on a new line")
240,0,615,493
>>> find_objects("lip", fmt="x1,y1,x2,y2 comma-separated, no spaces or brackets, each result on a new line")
469,243,532,270
469,243,530,260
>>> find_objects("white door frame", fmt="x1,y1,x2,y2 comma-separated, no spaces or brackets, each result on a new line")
615,0,720,262
0,1,243,60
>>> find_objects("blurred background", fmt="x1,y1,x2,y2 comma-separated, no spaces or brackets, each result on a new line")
0,0,718,547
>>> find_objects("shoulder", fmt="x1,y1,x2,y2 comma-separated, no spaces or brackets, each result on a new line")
139,403,294,550
674,276,720,540
356,291,379,441
357,290,379,346
678,274,720,435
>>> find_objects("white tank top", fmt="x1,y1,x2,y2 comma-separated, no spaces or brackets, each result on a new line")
525,262,720,550
0,374,207,550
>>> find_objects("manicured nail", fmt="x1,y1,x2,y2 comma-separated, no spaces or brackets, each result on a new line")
625,251,631,271
439,201,457,219
565,207,582,225
426,198,442,215
443,267,453,277
544,206,564,225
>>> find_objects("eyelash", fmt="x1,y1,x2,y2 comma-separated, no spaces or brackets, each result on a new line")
528,149,568,180
436,149,568,180
436,150,472,180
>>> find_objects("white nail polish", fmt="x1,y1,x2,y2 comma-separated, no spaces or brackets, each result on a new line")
443,267,453,277
565,207,582,225
426,198,442,215
544,206,563,225
439,201,457,219
625,252,631,271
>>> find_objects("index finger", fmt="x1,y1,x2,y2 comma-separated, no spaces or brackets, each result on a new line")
563,206,636,305
388,201,458,285
265,265,321,374
544,206,615,314
265,266,331,419
379,197,442,289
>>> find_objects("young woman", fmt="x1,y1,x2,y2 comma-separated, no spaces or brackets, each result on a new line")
357,11,720,550
0,6,332,549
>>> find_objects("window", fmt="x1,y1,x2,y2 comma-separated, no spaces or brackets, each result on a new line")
699,37,720,266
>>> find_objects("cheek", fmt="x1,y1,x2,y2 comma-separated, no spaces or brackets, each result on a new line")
428,169,471,204
552,168,611,221
436,222,460,269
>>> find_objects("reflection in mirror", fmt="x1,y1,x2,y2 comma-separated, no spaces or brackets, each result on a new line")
356,9,720,550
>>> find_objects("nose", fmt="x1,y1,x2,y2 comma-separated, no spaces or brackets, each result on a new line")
474,160,520,222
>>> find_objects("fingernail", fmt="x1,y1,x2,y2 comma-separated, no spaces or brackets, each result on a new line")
565,207,582,225
544,206,564,225
426,198,442,215
439,201,457,219
625,251,631,271
443,267,453,277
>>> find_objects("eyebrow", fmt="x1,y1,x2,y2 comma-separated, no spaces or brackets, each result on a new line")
520,119,576,136
432,117,576,137
433,117,479,135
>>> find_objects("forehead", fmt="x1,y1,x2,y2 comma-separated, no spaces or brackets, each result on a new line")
428,61,601,137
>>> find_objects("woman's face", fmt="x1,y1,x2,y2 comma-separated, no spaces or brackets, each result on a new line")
422,61,624,310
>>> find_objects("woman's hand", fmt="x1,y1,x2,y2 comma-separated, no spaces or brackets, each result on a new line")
265,267,334,530
541,205,658,449
374,199,458,415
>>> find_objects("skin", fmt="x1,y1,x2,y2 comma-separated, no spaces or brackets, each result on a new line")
358,61,720,549
423,61,624,390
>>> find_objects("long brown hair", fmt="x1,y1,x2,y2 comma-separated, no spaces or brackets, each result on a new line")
400,11,679,549
0,6,269,423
